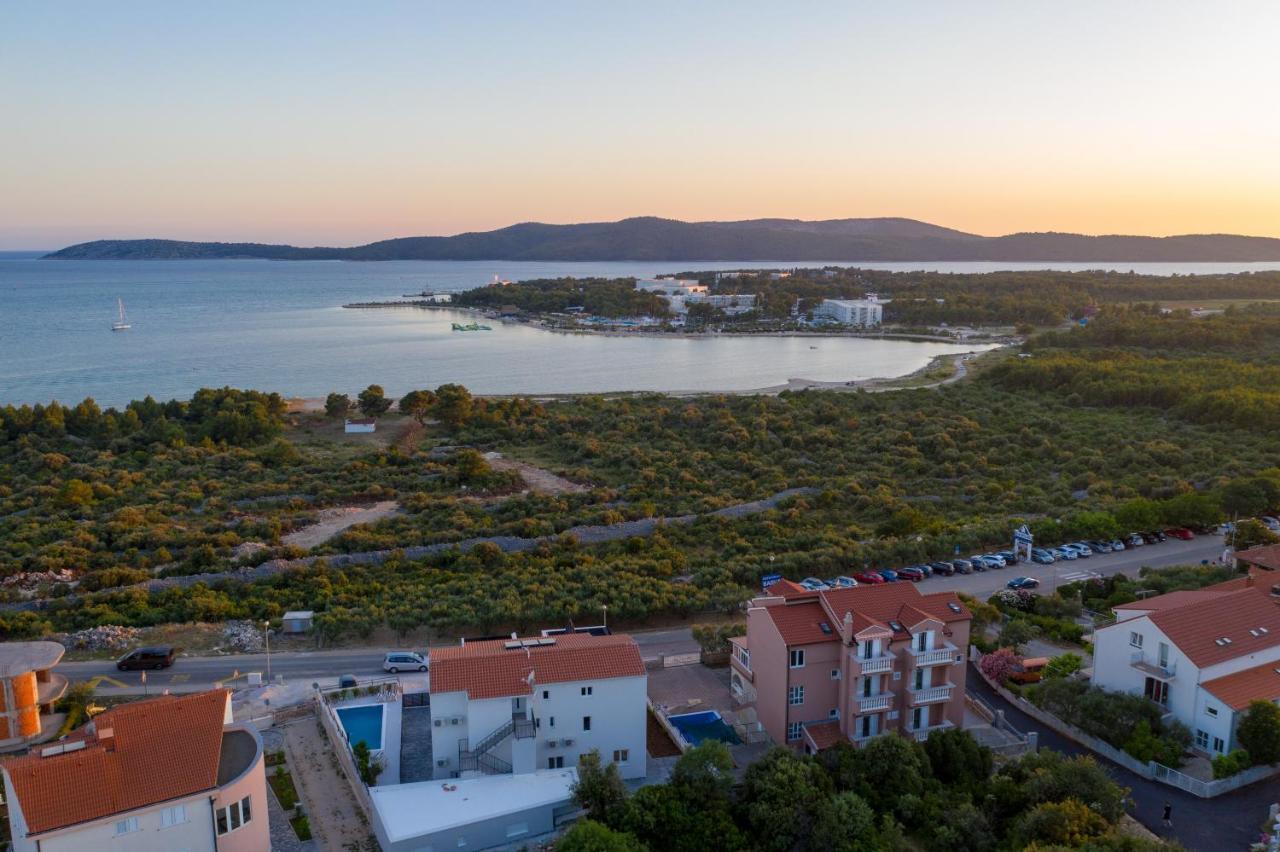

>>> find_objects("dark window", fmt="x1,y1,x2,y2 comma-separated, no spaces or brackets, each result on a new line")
583,716,591,731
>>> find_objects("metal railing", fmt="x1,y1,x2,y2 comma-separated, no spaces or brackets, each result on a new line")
1129,651,1176,679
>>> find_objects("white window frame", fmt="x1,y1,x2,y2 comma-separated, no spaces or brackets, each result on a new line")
1129,632,1144,648
1195,729,1209,749
786,722,801,741
790,648,805,668
216,796,253,836
115,816,140,835
1207,706,1219,717
160,804,189,828
788,685,804,706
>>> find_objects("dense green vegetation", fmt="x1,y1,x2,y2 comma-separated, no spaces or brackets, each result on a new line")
562,736,1173,851
453,277,669,318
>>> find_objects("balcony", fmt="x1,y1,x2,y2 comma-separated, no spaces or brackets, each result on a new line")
910,719,955,742
36,673,68,707
855,654,895,675
908,643,958,667
1130,651,1175,680
855,692,894,714
908,683,955,705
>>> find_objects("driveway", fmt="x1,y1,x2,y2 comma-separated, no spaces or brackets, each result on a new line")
967,664,1273,851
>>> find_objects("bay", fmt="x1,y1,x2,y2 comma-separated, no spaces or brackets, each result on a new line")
2,256,1275,407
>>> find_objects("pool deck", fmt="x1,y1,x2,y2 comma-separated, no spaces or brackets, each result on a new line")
335,698,402,786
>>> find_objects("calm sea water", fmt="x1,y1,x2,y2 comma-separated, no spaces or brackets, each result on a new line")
2,255,1276,407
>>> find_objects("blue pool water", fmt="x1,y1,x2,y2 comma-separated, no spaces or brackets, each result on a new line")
336,704,384,750
667,710,741,746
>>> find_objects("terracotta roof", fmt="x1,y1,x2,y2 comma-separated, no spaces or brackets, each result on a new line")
1202,661,1280,711
802,720,844,751
429,633,645,700
1113,587,1243,615
820,583,969,640
763,602,837,646
1238,544,1280,572
3,690,230,836
1144,587,1280,668
763,579,812,598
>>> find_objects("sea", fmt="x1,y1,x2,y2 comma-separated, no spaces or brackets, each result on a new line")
3,254,1277,408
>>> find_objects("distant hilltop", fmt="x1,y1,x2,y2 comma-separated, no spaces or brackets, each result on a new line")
42,216,1280,262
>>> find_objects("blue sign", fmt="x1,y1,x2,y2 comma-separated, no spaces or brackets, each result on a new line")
761,573,783,591
1013,524,1034,545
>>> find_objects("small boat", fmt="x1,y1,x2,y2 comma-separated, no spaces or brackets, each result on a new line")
451,322,492,332
112,298,132,331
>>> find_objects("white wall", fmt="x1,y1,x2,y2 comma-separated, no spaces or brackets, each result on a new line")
7,791,215,852
530,675,647,780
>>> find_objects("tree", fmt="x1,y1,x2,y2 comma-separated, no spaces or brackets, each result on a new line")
324,392,351,419
357,385,391,417
573,749,629,825
1236,700,1280,765
56,479,95,509
1012,798,1110,848
556,819,646,852
739,748,834,852
923,728,993,789
810,792,878,852
621,783,744,852
669,740,734,809
844,734,929,816
1221,477,1280,519
998,618,1040,654
690,623,746,656
1043,652,1084,680
1159,492,1221,530
1114,498,1161,532
398,389,437,424
434,383,474,428
979,647,1022,685
1233,519,1280,551
351,740,383,785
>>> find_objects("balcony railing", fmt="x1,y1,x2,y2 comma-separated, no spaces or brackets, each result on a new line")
1130,651,1176,680
908,643,958,667
855,654,895,675
855,692,894,714
910,719,955,742
908,683,955,705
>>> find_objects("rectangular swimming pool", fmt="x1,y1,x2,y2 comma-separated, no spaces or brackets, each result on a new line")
337,704,384,750
666,710,741,746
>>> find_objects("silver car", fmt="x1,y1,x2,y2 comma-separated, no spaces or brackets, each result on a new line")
383,651,428,673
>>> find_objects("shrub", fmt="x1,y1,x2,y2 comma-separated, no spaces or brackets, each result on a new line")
979,648,1021,685
1212,749,1252,779
1042,653,1083,680
1237,701,1280,765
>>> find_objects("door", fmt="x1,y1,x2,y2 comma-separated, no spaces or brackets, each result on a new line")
912,707,923,731
1143,677,1168,706
862,677,873,697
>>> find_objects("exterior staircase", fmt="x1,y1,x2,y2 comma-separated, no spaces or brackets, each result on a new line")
458,713,537,774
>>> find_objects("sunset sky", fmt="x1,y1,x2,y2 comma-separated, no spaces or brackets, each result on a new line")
3,1,1279,249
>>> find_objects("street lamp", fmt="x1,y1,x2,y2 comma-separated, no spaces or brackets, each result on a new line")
263,620,272,682
602,605,608,632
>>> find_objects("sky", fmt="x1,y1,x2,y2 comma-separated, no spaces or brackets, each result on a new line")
3,1,1280,249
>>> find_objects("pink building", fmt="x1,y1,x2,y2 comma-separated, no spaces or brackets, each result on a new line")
730,579,971,752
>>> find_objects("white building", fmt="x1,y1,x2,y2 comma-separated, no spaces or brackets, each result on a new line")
427,632,648,781
666,293,758,316
344,418,376,433
1091,574,1280,756
635,278,707,296
813,298,884,327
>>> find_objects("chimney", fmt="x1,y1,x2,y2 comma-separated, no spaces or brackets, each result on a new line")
97,726,115,751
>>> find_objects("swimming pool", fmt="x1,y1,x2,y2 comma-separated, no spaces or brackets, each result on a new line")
666,710,741,746
336,704,384,750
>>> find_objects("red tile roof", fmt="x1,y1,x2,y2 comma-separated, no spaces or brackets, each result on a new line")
429,633,645,700
763,602,837,646
3,690,230,836
1144,586,1280,668
1113,577,1255,615
763,579,811,598
1202,661,1280,711
760,583,969,646
802,720,844,751
1238,544,1280,572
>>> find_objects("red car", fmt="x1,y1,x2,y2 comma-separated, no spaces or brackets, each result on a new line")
897,567,925,582
854,571,886,584
1164,527,1195,541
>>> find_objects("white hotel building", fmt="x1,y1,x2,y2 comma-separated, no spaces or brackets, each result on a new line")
814,298,884,327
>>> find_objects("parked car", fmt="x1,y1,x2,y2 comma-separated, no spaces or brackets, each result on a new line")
1110,538,1127,551
1140,531,1164,545
967,555,990,571
1066,542,1093,558
117,646,178,671
1127,533,1146,547
1262,516,1280,532
1087,540,1113,553
1216,522,1236,536
830,575,859,588
996,550,1019,565
854,571,886,584
1165,527,1195,541
1052,546,1078,561
1008,656,1049,685
338,674,358,689
383,651,429,673
878,569,900,583
1030,548,1056,565
909,563,933,578
1007,576,1041,590
951,559,973,574
799,577,830,591
896,567,925,582
930,561,956,576
983,554,1007,568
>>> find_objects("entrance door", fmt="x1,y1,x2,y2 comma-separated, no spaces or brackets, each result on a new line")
1143,677,1168,706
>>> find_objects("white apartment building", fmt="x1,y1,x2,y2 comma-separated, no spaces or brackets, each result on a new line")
428,632,648,780
666,293,758,316
635,278,707,296
1091,574,1280,755
814,298,884,327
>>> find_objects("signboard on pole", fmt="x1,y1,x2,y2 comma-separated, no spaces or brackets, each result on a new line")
1013,524,1034,561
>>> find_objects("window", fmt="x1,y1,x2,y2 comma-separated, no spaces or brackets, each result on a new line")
1213,736,1226,754
913,669,924,690
735,646,750,669
829,708,839,719
1129,632,1144,648
216,796,253,836
912,707,923,730
830,669,840,680
549,716,556,728
506,823,529,839
1195,729,1209,749
790,649,805,668
581,686,593,696
115,817,139,835
1207,706,1219,717
1158,642,1170,669
160,804,188,828
788,685,804,705
861,641,874,660
548,756,564,769
583,716,592,731
916,632,928,652
612,749,629,762
786,722,801,741
542,690,550,699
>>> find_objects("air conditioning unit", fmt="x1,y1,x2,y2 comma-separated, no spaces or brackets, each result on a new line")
545,739,558,748
433,719,443,727
436,758,450,768
562,738,575,747
450,717,461,725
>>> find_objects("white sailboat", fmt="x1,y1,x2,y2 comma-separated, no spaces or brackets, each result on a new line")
112,298,132,331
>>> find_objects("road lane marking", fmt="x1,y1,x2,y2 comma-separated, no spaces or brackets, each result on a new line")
87,675,127,689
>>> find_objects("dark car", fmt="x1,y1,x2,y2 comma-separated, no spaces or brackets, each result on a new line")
338,674,358,689
1165,527,1195,541
897,567,925,582
1149,530,1167,543
951,559,972,575
117,646,178,671
878,569,900,583
996,550,1019,565
930,561,956,576
1140,531,1162,545
913,563,934,578
854,571,886,585
1007,576,1041,590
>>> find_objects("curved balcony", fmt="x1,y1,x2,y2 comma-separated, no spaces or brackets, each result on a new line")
37,673,68,707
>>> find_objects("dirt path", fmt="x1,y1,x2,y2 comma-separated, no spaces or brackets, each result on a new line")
483,452,587,495
283,501,402,550
282,717,378,851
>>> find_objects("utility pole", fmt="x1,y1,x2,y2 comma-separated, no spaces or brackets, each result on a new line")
264,621,272,682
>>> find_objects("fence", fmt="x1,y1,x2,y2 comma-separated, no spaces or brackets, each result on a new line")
313,691,376,821
648,697,692,754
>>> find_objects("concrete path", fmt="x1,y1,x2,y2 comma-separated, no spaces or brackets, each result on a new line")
282,501,402,550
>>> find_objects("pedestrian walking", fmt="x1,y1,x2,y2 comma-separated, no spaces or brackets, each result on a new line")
1162,802,1173,829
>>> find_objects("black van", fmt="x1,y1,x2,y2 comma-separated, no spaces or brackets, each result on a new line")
117,646,178,671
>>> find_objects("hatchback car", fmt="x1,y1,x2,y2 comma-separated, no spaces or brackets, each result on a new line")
830,575,859,588
877,569,900,583
1007,576,1041,590
383,651,429,673
1030,548,1056,565
1052,547,1078,561
1066,542,1093,558
1088,540,1113,553
930,561,956,576
1127,533,1146,547
897,567,925,582
117,646,178,671
854,571,886,584
1165,527,1195,541
967,556,989,571
951,559,973,574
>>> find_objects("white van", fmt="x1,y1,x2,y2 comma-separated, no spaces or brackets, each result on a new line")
383,651,428,673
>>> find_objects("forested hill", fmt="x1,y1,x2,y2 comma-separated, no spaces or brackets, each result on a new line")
43,216,1280,261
